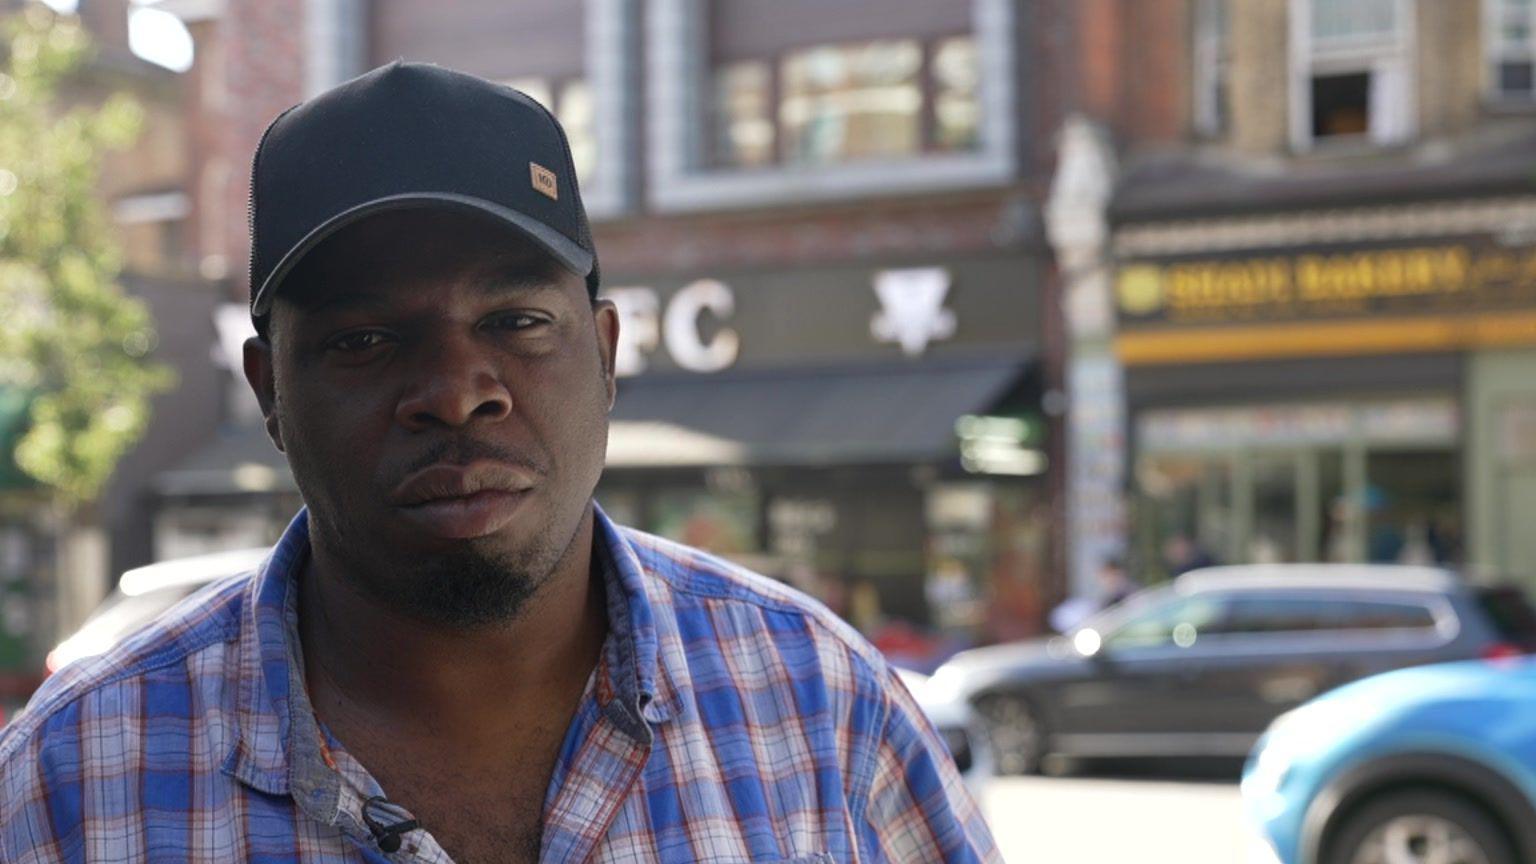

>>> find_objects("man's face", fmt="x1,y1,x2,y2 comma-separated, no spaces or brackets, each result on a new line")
244,209,619,626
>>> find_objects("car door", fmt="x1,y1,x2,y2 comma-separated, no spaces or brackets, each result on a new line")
1180,591,1449,737
1048,592,1237,754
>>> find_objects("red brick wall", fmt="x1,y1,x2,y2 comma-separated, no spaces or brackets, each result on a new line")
192,0,305,300
1122,0,1191,144
593,193,1022,279
1029,0,1192,159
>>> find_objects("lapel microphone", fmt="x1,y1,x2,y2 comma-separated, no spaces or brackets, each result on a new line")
363,795,421,854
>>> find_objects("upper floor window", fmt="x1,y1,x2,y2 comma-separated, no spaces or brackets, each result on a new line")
1487,0,1536,101
504,77,598,184
1192,0,1231,138
1289,0,1415,150
1310,0,1401,47
649,0,1016,211
369,0,634,219
712,36,980,171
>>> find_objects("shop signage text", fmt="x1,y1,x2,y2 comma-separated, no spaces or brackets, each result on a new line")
607,266,970,375
1114,240,1536,364
1117,242,1536,326
607,279,742,376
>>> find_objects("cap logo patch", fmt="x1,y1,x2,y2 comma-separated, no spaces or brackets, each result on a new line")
530,162,558,201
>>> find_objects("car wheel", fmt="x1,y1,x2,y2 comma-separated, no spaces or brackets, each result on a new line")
1326,789,1515,864
974,694,1046,776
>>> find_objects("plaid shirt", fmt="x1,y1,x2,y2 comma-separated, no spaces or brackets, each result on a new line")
0,506,1001,863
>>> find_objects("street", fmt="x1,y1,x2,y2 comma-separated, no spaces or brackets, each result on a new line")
980,769,1247,863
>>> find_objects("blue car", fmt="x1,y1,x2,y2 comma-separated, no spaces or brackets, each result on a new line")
1243,656,1536,864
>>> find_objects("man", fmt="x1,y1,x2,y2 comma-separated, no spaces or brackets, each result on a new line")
0,63,1000,863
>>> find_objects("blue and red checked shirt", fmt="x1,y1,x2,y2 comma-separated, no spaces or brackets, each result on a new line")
0,506,1001,863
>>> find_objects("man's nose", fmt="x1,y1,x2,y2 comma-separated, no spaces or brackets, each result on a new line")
394,335,513,430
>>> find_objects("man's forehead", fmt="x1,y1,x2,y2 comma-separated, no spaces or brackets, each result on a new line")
278,211,577,313
294,266,569,314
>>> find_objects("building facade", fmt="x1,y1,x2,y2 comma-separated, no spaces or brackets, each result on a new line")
1051,0,1536,586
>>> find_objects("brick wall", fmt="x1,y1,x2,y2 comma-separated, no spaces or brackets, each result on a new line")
1229,0,1289,155
192,0,305,299
1417,0,1483,139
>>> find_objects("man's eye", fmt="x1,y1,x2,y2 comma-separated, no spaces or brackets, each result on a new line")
487,313,549,331
328,331,391,352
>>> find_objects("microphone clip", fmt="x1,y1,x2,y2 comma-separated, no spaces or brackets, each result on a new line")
363,795,420,854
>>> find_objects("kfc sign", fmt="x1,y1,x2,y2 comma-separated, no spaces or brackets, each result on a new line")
607,279,741,376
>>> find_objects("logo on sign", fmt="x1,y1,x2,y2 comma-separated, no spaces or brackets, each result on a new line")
870,267,956,357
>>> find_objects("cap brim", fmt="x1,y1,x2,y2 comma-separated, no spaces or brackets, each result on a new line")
250,193,596,318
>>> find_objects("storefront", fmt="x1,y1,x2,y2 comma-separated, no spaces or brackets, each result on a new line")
597,251,1051,653
1112,223,1536,582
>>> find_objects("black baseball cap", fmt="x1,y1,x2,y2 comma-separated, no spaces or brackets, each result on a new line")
247,61,600,334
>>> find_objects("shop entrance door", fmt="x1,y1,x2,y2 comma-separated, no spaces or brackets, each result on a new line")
1244,451,1306,564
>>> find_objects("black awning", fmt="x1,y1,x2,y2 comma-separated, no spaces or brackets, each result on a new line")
607,355,1032,468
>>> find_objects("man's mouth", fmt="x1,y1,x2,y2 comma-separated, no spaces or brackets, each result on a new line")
390,461,536,539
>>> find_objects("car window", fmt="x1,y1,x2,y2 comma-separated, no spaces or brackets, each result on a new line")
1474,587,1536,646
1214,595,1436,637
1329,599,1436,631
1104,595,1227,651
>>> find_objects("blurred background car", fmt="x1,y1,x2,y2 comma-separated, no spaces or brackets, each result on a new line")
44,547,268,675
933,564,1536,776
1243,656,1536,864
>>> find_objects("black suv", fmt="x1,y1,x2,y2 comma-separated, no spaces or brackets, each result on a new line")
932,565,1536,775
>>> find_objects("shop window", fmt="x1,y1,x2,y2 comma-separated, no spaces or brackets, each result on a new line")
648,488,760,558
1289,0,1413,150
1363,450,1461,565
710,36,981,170
502,76,598,183
1192,0,1230,138
1487,0,1536,102
1134,455,1234,579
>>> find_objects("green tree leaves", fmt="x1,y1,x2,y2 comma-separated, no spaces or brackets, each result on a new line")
0,7,173,504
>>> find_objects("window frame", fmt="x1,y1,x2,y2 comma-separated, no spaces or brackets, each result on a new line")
1484,0,1536,106
1287,0,1417,152
646,0,1016,212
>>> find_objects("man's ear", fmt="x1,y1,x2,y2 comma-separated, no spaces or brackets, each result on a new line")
592,299,620,409
242,336,285,453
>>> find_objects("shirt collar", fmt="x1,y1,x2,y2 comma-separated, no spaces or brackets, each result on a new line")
223,502,682,800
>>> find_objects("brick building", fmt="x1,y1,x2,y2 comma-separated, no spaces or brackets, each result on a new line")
1046,0,1536,587
146,0,1065,656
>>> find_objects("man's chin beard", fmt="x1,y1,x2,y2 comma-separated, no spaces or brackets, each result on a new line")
382,547,546,628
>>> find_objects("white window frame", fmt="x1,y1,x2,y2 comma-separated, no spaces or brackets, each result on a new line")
1483,0,1536,104
579,0,639,218
1287,0,1417,152
645,0,1016,213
